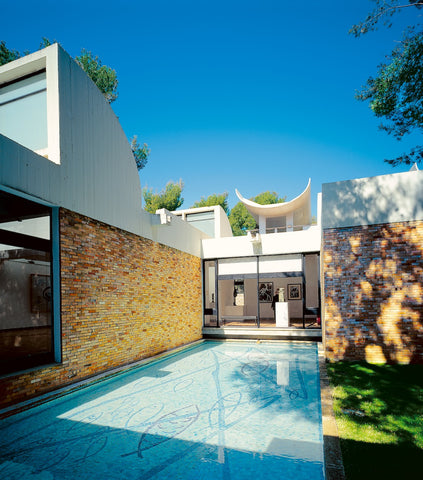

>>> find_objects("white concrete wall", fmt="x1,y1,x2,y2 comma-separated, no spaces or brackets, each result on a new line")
322,169,423,229
215,206,233,237
56,44,143,234
143,209,209,257
0,45,207,257
202,225,321,259
173,205,233,238
0,138,207,257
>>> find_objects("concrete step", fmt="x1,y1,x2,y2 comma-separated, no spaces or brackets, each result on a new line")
202,327,322,342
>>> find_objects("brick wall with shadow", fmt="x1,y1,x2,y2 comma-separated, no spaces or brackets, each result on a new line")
323,220,423,364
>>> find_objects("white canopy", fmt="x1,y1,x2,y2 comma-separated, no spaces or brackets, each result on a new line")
235,179,311,224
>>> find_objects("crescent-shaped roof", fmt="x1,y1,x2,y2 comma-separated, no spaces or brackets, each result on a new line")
235,179,311,221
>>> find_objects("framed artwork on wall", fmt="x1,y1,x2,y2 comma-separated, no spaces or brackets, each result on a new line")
259,282,273,303
288,284,302,300
30,274,51,313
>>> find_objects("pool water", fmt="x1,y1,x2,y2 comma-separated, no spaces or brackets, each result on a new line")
0,341,324,479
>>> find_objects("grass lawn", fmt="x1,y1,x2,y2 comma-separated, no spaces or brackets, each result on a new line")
326,362,423,480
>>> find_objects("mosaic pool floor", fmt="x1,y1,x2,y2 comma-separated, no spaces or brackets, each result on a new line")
0,341,324,479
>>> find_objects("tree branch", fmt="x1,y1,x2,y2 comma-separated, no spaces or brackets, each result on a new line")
351,1,423,36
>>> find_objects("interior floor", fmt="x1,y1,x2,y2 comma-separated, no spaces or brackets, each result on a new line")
205,317,321,329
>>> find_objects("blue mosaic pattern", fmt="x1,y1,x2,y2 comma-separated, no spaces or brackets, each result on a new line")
0,341,324,479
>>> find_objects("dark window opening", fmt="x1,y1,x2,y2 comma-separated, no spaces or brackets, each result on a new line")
0,190,55,375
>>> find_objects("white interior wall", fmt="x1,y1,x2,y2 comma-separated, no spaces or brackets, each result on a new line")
218,257,257,276
218,279,235,315
0,217,50,240
245,278,258,316
305,254,319,308
258,277,303,318
259,255,302,273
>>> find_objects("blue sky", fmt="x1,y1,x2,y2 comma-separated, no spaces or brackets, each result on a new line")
2,0,420,214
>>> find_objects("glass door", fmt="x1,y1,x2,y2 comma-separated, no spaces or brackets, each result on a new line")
304,253,321,328
203,260,217,327
258,255,303,328
217,257,258,327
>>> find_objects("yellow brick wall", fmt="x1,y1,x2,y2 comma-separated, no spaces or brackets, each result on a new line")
0,209,202,409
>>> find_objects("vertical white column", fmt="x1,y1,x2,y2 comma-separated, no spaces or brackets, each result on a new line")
286,212,294,232
259,215,266,234
317,192,322,226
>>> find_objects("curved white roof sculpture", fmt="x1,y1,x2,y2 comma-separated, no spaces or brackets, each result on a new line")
235,179,311,221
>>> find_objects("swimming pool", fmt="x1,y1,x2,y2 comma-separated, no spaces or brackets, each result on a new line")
0,341,324,479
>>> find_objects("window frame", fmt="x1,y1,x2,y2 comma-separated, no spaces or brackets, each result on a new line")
0,185,61,375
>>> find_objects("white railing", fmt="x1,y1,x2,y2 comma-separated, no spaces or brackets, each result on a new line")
248,224,313,235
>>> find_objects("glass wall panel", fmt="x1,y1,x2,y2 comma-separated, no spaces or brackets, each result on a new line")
203,260,217,327
186,211,215,237
304,253,321,328
0,190,54,375
217,257,257,327
259,255,303,328
204,254,320,330
266,216,286,233
0,71,47,152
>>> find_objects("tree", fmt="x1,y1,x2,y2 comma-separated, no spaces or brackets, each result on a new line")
352,1,423,165
253,191,286,205
131,136,150,171
350,1,423,37
1,39,119,104
39,37,56,49
0,40,20,65
142,180,184,214
191,192,229,214
1,38,149,167
75,49,118,103
229,191,285,236
229,202,256,236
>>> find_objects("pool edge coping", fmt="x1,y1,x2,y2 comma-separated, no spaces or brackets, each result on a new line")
318,342,346,480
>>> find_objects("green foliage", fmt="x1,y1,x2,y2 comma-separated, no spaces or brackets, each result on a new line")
130,135,150,171
253,191,285,205
357,30,423,165
327,362,423,479
0,39,119,104
75,49,118,103
229,191,285,236
0,40,20,65
228,202,256,236
352,1,423,165
350,1,423,37
191,192,229,215
350,0,423,37
39,37,56,49
142,180,184,214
